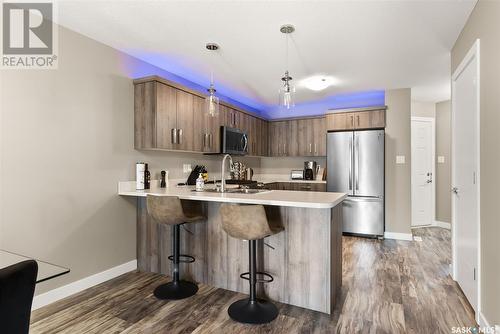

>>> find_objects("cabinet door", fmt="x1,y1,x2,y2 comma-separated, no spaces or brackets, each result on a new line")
298,119,314,157
279,121,290,156
155,82,177,149
327,113,353,131
353,111,370,129
287,119,300,157
268,122,280,156
370,109,386,128
260,120,268,156
192,96,205,152
175,90,194,151
313,117,327,156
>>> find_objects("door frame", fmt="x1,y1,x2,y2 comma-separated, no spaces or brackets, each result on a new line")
410,116,436,227
451,39,481,320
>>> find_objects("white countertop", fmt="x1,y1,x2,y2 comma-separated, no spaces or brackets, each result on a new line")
118,181,345,209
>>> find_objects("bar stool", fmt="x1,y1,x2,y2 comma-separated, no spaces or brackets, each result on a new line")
147,195,205,300
219,204,284,324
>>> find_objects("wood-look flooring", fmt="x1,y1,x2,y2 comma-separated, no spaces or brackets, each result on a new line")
30,227,476,333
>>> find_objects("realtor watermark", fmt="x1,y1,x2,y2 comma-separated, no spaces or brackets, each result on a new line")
1,1,58,69
452,326,498,334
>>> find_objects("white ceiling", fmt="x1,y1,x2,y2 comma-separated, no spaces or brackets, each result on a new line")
55,0,476,114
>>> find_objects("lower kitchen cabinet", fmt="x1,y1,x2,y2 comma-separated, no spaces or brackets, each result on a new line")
265,182,326,192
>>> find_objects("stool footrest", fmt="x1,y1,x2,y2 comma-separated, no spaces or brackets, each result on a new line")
239,271,274,283
168,254,195,263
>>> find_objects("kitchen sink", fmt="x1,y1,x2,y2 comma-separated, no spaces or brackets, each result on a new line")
193,188,270,194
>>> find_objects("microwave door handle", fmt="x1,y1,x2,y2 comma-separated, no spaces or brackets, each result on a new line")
242,134,248,152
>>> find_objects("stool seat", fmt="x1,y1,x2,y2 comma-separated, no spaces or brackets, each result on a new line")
219,204,283,240
219,203,284,325
147,195,205,300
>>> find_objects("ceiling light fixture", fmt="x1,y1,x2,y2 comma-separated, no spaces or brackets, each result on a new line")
205,43,220,118
301,75,338,91
279,24,295,110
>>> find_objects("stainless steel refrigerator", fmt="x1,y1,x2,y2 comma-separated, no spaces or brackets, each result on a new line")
327,130,384,236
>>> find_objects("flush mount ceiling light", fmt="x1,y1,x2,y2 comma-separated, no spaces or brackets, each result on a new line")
205,43,220,118
278,24,296,110
301,75,338,91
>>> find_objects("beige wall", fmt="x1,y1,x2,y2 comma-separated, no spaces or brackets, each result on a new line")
0,25,260,294
411,100,436,118
385,89,412,234
435,100,451,223
451,0,500,324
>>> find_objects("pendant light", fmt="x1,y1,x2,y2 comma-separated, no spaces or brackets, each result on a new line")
279,24,295,109
205,43,220,118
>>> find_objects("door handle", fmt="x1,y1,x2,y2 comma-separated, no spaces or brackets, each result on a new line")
355,135,359,191
452,187,459,194
171,128,177,144
177,128,183,145
349,137,352,190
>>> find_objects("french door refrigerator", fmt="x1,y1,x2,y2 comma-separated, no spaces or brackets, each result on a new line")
327,130,385,236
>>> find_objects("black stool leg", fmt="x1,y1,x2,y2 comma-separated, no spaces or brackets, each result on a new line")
154,224,198,300
227,239,279,324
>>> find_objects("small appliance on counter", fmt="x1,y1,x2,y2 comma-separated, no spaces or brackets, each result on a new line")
291,170,304,180
304,161,318,180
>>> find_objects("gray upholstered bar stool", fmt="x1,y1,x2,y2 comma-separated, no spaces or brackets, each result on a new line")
147,195,205,300
219,203,284,324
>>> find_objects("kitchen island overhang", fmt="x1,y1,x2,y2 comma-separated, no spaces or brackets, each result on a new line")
119,182,346,314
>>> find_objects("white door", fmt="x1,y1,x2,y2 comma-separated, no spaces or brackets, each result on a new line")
452,40,479,313
411,117,435,227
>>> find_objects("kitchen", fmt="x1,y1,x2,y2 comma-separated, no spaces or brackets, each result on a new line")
1,1,494,333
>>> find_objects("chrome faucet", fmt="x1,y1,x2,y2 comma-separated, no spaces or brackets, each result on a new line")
220,154,233,193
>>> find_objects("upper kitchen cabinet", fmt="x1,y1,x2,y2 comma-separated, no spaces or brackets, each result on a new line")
268,117,326,157
134,76,268,156
326,107,386,131
135,80,195,151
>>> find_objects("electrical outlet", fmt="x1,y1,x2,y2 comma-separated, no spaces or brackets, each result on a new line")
438,156,445,163
396,155,406,164
183,164,192,173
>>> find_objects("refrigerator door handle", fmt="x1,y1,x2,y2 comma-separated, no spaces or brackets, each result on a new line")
355,135,359,191
349,136,353,190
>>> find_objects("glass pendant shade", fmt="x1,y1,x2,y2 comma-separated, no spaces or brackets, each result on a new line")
205,85,220,118
279,72,295,109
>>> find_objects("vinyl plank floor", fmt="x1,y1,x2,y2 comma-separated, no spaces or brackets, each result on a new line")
31,227,477,333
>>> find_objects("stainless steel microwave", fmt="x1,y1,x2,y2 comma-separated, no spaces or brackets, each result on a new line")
221,126,248,155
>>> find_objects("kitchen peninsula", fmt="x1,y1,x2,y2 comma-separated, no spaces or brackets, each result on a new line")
118,182,346,314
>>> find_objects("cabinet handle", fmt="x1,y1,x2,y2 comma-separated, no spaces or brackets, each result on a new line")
314,143,317,153
209,133,213,149
177,128,183,145
309,143,312,153
203,133,206,148
357,115,360,126
283,143,286,155
171,128,177,144
351,116,354,127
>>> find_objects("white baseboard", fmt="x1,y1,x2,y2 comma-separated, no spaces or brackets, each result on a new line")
32,259,137,310
434,220,451,229
478,311,499,333
384,232,413,241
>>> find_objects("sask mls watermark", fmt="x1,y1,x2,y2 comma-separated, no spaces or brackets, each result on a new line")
1,1,58,69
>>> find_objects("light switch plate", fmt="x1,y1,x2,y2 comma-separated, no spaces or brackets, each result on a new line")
396,155,406,164
438,156,445,164
183,164,192,173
